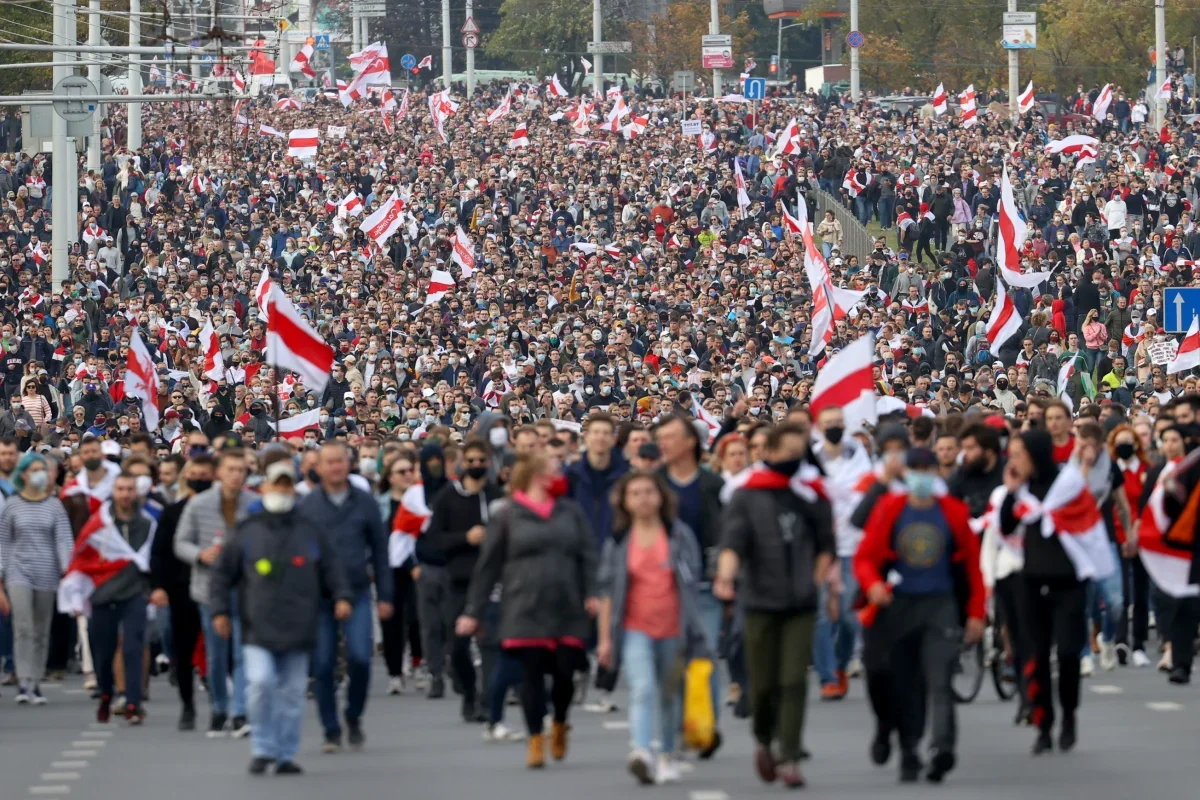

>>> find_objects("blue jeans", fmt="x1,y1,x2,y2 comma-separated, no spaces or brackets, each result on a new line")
822,242,834,260
1085,543,1124,651
0,610,13,674
199,596,247,717
314,590,374,736
814,556,859,685
855,196,874,226
244,646,309,763
623,629,681,754
695,590,722,721
878,197,895,229
488,650,524,725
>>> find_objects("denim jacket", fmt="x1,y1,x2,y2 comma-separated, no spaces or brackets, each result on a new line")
596,519,711,670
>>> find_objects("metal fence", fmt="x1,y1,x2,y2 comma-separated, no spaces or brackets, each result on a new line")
808,187,877,262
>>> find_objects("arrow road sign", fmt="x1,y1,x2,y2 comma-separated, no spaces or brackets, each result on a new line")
1165,287,1200,332
400,53,417,70
462,32,479,49
743,77,766,100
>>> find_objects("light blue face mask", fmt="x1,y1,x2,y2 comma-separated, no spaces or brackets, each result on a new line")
905,471,936,499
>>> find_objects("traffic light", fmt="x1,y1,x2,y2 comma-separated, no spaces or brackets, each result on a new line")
770,55,778,75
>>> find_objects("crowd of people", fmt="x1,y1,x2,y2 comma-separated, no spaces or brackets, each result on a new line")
0,47,1197,789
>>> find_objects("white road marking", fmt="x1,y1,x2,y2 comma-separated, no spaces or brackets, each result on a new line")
1147,701,1183,711
70,741,104,748
60,751,95,758
38,682,62,689
29,787,70,795
62,689,85,695
689,792,729,800
602,720,630,730
50,762,88,769
1090,684,1124,695
40,773,80,781
79,731,112,738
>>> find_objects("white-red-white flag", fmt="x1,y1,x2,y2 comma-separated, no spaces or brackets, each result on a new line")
1158,77,1173,101
733,158,750,215
290,42,316,78
1168,314,1200,374
125,328,160,432
259,123,285,138
772,117,802,157
278,408,322,440
426,269,455,305
349,42,385,72
57,503,158,615
232,71,246,93
1044,134,1099,156
809,333,878,432
508,124,530,149
959,84,977,127
266,285,334,394
287,128,320,159
932,83,947,116
451,226,475,277
997,163,1050,289
580,56,592,74
985,273,1021,350
487,86,514,125
415,55,433,71
1138,458,1200,597
1092,83,1113,120
1018,80,1035,115
255,269,272,322
339,190,364,218
546,74,568,98
361,192,408,247
198,318,225,381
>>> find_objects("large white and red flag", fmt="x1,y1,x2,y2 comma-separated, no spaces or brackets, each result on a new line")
985,274,1021,350
415,55,433,72
287,128,320,159
959,84,977,126
809,333,878,432
1168,313,1200,374
361,192,408,247
426,269,456,305
338,190,364,218
876,395,935,418
931,83,948,116
1157,77,1173,101
277,408,322,440
57,503,159,615
255,269,272,322
1010,463,1116,580
996,164,1050,288
1138,458,1200,597
1044,134,1100,156
125,328,161,432
348,42,390,90
733,158,751,215
487,86,514,125
546,74,568,98
451,226,475,277
232,71,246,93
198,318,225,381
266,285,334,394
1018,81,1036,115
348,42,385,72
1092,83,1113,120
290,42,316,78
508,124,530,149
259,123,285,138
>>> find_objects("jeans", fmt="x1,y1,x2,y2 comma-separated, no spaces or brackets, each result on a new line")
695,590,722,721
488,650,524,725
855,196,874,226
1084,545,1124,652
1117,556,1150,652
0,609,13,674
878,196,895,228
244,646,310,763
622,630,681,754
814,556,859,684
822,242,834,261
199,597,247,717
90,594,147,707
314,590,374,736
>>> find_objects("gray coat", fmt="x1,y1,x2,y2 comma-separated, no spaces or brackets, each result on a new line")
173,484,257,605
465,497,597,644
596,520,711,670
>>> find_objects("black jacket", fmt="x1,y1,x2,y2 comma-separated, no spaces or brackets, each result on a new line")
150,496,191,595
659,467,725,583
419,479,504,585
947,458,1007,519
209,507,352,652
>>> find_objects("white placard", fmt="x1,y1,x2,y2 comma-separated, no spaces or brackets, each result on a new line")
327,125,346,139
1149,339,1179,366
681,119,703,135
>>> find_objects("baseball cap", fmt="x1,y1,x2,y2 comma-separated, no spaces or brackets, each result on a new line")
263,459,298,485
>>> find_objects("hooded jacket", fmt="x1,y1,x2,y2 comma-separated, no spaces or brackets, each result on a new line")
567,450,630,551
419,478,505,584
474,411,510,481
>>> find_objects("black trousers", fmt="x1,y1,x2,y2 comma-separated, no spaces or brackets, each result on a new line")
1169,596,1200,676
860,609,896,737
994,574,1028,704
168,588,201,710
888,595,960,756
513,646,579,736
381,567,423,676
45,612,76,672
1117,556,1150,653
1022,576,1086,733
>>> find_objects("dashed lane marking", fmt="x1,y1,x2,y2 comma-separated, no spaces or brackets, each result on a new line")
69,741,103,748
1146,701,1184,711
689,792,729,800
79,731,112,738
60,751,95,758
40,774,80,781
1090,684,1124,694
50,762,88,769
28,787,70,796
602,720,630,730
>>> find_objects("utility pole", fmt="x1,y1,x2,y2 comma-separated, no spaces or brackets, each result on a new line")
709,0,721,97
1008,0,1019,121
1155,0,1167,129
128,0,141,149
849,0,859,100
51,0,74,286
87,0,101,172
465,0,475,97
441,0,452,89
592,0,602,99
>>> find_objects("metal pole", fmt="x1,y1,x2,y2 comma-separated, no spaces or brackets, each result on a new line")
0,43,259,54
189,2,201,81
87,0,101,173
128,0,141,150
51,0,73,286
776,18,782,82
441,0,452,89
465,0,475,97
592,0,602,99
0,95,227,105
65,0,78,251
1008,0,1019,122
709,0,721,97
1155,0,1166,129
849,0,859,100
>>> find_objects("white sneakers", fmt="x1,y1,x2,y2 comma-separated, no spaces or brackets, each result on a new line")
387,677,404,696
1098,637,1117,671
1131,649,1152,668
655,753,681,784
1080,654,1095,677
628,749,654,785
483,722,524,742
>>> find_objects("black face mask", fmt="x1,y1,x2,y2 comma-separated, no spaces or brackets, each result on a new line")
823,426,845,446
1115,442,1136,460
187,478,213,493
306,467,320,484
83,457,102,471
250,407,263,416
765,457,802,476
465,465,488,480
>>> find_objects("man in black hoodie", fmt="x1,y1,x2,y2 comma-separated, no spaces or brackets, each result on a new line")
412,442,453,698
419,439,503,720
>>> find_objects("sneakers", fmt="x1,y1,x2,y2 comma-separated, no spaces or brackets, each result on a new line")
582,696,618,713
1098,636,1117,671
124,704,146,726
82,673,97,691
14,688,31,704
1168,667,1191,685
549,721,570,761
847,657,864,678
899,752,923,782
776,761,806,789
628,748,654,785
155,653,171,673
925,750,956,784
755,744,777,783
835,669,850,695
698,729,723,760
1131,649,1152,668
387,676,404,696
322,731,342,753
1059,717,1077,752
248,757,273,775
31,687,46,706
347,720,365,749
207,712,228,738
1158,646,1173,672
428,676,445,699
820,682,846,700
527,733,545,769
96,694,111,723
483,722,524,742
275,762,304,775
230,716,251,739
179,706,196,731
1080,654,1095,677
655,753,681,785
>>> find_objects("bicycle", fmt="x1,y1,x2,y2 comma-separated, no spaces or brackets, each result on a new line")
952,621,1019,704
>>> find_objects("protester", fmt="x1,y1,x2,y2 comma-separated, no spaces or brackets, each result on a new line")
376,452,423,695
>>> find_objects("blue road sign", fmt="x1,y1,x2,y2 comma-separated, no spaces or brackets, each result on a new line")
743,77,766,100
846,30,865,49
314,34,331,50
1165,287,1200,332
401,54,417,70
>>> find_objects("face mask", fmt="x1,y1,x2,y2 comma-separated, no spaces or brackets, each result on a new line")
905,471,936,499
1116,442,1136,460
83,457,103,471
262,492,296,514
187,478,213,493
358,457,377,476
465,465,488,480
765,457,802,476
823,426,844,446
489,427,508,448
27,470,49,491
134,475,153,497
545,473,569,498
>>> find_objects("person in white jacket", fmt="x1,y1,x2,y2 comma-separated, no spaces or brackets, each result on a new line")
980,483,1028,726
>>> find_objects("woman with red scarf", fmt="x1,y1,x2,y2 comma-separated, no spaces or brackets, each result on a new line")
1107,424,1151,667
456,452,599,769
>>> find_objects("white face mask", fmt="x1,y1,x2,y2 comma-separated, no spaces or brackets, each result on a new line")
488,427,508,448
27,470,49,491
135,475,153,497
262,491,296,514
358,457,377,476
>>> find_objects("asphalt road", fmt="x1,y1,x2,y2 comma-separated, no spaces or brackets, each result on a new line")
0,657,1193,800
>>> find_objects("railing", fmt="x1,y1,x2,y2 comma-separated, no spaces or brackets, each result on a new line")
808,186,877,261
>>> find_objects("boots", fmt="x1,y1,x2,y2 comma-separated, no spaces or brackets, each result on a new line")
550,721,570,761
527,734,545,769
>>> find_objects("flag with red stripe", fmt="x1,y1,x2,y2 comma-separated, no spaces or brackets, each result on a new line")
266,285,334,394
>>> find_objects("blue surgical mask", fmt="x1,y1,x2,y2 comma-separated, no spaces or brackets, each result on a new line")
905,471,936,499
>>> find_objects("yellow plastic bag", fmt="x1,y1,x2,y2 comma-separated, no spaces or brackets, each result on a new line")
682,657,715,752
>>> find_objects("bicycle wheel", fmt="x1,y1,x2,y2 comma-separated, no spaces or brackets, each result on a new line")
951,639,985,704
989,628,1019,702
